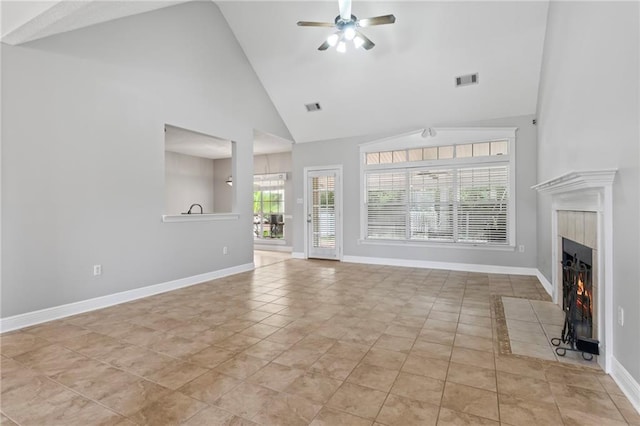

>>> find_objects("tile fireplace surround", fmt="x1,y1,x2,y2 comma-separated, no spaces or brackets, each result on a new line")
532,169,616,373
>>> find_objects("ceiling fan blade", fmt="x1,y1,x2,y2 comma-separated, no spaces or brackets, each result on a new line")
357,14,396,27
338,0,352,21
318,40,331,51
356,31,375,50
297,21,335,27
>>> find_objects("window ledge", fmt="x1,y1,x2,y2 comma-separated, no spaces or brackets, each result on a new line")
358,239,516,252
162,213,239,223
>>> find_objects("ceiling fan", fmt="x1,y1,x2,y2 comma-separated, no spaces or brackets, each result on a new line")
297,0,396,52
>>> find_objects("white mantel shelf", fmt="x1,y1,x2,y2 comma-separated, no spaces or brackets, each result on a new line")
531,169,617,194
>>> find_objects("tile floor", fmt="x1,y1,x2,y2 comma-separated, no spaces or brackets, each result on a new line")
502,297,599,367
2,259,639,425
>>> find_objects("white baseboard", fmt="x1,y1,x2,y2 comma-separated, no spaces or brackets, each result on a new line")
0,263,254,333
535,270,554,297
612,357,640,415
342,255,538,276
291,252,305,259
254,244,292,253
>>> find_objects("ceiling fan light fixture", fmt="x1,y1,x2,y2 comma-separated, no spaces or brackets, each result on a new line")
353,35,364,49
343,25,356,41
337,41,347,53
327,33,339,46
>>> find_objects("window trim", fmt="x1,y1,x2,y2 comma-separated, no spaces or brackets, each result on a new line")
359,127,517,248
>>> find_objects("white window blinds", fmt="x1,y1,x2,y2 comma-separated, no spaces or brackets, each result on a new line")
365,165,509,244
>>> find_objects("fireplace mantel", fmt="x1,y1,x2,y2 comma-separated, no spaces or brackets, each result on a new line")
531,169,617,194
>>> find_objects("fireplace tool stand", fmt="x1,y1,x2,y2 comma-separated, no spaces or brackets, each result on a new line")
551,255,599,361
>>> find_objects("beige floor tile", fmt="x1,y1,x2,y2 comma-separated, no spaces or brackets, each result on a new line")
247,362,305,391
13,344,91,377
436,407,499,425
450,347,495,370
498,393,563,426
252,392,322,426
182,406,255,426
509,340,556,361
347,363,399,392
361,348,407,370
456,323,493,340
0,332,51,358
130,391,206,425
496,370,554,403
446,362,496,391
326,341,370,360
310,353,360,380
145,360,208,389
215,334,262,352
390,371,444,405
188,345,237,369
285,372,342,404
273,347,324,369
376,394,439,426
215,354,269,379
419,329,456,346
495,356,546,380
327,382,387,420
310,407,373,426
214,382,279,418
549,382,625,422
241,339,290,361
99,379,171,416
441,382,499,421
411,340,453,361
454,334,494,353
401,353,450,380
179,371,241,404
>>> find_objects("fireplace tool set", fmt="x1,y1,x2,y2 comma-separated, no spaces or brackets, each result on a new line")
550,254,599,361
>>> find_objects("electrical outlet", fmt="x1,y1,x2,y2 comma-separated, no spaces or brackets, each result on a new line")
223,246,228,255
618,306,624,326
518,245,525,253
93,265,102,276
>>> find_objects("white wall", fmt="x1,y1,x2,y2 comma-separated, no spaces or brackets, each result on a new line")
536,1,639,381
165,151,215,215
292,115,538,269
1,1,291,318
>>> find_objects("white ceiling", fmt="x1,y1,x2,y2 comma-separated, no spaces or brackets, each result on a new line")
165,125,292,160
218,1,549,143
2,1,549,145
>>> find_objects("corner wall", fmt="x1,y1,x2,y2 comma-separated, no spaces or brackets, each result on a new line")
536,1,640,383
1,1,290,318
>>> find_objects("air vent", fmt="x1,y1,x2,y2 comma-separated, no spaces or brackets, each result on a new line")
455,73,479,87
305,102,322,112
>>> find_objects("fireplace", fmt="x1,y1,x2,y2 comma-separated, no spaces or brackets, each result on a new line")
532,169,616,370
562,238,594,339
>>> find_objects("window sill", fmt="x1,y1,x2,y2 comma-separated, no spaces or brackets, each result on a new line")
358,238,516,251
162,213,239,223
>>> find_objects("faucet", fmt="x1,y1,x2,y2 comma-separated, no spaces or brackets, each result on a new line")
185,203,203,214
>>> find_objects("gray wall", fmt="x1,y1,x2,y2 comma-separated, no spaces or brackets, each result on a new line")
292,115,538,268
165,151,215,215
212,157,233,214
1,1,291,317
536,2,639,380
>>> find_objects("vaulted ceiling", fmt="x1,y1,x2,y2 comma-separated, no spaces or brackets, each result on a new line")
1,0,549,144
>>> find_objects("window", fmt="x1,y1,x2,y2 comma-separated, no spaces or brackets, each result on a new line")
361,128,516,247
253,173,286,239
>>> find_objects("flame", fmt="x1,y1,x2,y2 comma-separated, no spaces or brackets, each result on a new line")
577,275,585,296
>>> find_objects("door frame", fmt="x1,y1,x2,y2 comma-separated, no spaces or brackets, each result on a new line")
303,165,343,260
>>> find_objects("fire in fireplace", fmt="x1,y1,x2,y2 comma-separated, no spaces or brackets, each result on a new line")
551,238,599,360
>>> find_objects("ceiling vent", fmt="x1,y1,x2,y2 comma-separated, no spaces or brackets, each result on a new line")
305,102,322,112
455,73,479,87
